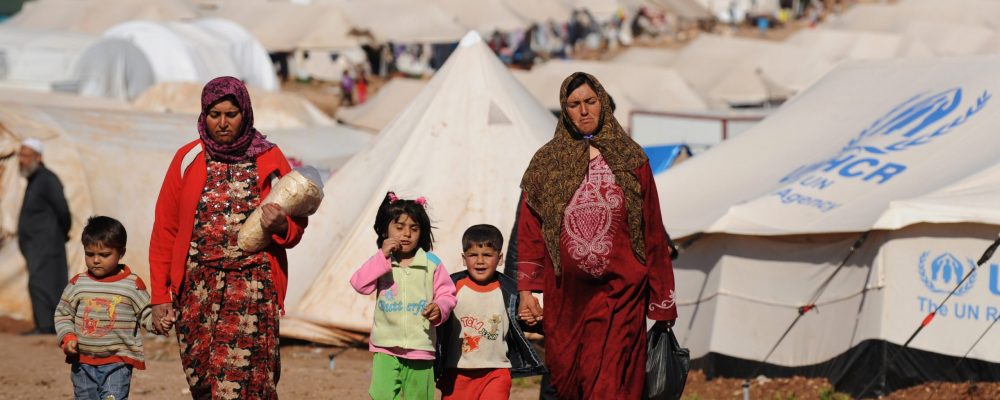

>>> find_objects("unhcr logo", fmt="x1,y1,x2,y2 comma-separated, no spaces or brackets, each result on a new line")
780,88,991,186
918,252,977,296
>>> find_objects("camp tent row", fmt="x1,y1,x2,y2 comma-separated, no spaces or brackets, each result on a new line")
658,56,1000,396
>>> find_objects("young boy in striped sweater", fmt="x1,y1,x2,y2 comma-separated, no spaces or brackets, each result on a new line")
54,216,154,400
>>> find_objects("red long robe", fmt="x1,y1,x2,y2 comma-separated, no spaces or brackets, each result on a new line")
517,156,677,400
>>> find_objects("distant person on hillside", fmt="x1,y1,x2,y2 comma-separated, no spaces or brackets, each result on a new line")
341,70,355,106
55,216,154,400
356,68,369,104
18,137,71,335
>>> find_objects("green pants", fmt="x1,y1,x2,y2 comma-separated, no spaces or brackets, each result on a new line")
370,352,435,400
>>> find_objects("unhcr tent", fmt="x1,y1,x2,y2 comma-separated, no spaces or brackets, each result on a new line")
281,32,556,345
657,56,1000,396
335,77,427,132
0,101,368,321
74,20,276,101
513,59,707,129
335,0,466,44
204,1,358,52
784,28,934,62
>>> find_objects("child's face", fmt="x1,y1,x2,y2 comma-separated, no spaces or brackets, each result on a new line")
84,243,124,279
462,243,503,284
387,214,421,255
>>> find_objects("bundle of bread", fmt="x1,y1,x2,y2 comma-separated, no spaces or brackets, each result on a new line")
238,167,324,252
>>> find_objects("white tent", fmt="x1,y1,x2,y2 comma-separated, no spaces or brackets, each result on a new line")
204,1,358,52
657,56,1000,395
74,20,276,101
0,27,96,91
281,32,556,345
425,0,527,33
335,77,427,132
611,46,677,67
513,59,707,128
334,0,467,44
0,101,369,321
133,82,333,130
693,0,779,23
784,28,935,63
670,34,836,108
4,0,197,34
501,0,572,23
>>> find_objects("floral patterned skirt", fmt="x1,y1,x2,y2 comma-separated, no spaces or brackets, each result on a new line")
175,260,280,400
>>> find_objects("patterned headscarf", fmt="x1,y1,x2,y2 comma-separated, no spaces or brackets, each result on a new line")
520,72,648,276
197,76,275,162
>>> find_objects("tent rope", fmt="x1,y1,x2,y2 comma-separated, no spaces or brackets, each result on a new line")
859,234,1000,397
744,231,870,382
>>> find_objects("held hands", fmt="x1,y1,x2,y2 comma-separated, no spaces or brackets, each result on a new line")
421,302,442,325
260,203,289,235
381,237,401,258
63,338,78,356
518,291,543,326
151,303,177,335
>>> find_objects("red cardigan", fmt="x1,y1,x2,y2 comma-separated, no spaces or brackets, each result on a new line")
149,139,307,308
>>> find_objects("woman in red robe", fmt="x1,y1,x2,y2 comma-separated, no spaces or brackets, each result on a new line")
516,72,677,399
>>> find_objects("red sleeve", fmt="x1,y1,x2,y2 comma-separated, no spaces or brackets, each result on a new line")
516,193,546,292
638,163,678,321
148,146,186,305
270,148,308,248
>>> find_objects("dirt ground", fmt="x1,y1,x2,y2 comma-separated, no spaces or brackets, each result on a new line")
4,316,996,400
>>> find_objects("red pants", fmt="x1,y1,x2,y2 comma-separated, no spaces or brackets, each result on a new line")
440,368,511,400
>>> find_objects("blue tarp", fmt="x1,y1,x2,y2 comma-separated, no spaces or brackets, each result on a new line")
643,144,691,175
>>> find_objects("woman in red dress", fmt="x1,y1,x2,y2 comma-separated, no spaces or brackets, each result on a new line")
516,72,677,399
148,76,308,399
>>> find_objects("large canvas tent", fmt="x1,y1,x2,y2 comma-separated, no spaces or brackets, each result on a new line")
657,56,1000,396
335,77,427,132
0,27,96,91
4,0,196,34
74,20,276,101
0,100,369,320
281,32,556,345
513,59,707,129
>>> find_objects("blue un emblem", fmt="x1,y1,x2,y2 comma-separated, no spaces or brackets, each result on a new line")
918,252,977,295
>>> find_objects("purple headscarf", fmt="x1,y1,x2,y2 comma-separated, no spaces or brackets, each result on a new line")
197,76,275,163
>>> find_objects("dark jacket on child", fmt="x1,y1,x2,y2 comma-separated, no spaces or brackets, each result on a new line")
435,270,547,382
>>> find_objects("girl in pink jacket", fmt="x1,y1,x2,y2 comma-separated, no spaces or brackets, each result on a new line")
350,192,457,400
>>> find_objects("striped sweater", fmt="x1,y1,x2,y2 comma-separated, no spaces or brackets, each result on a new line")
54,265,154,369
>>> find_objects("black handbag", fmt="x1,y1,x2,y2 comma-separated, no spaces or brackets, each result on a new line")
646,326,690,400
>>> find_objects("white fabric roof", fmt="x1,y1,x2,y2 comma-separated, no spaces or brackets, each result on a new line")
874,161,1000,230
513,59,707,128
4,0,196,34
425,0,527,33
74,20,276,101
204,1,358,51
133,82,332,130
335,77,427,132
670,34,836,107
657,56,1000,238
335,0,467,43
0,27,96,89
501,0,572,23
282,32,556,344
784,28,934,62
611,46,676,67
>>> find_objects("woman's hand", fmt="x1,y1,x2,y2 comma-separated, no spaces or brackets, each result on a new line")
422,302,442,325
381,237,400,258
151,303,176,335
518,291,543,326
260,203,289,236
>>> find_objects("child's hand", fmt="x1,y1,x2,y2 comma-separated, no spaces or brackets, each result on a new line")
421,302,442,325
518,291,543,326
381,238,401,258
63,339,78,356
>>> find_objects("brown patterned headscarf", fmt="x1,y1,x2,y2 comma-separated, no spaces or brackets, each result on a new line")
520,72,648,275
